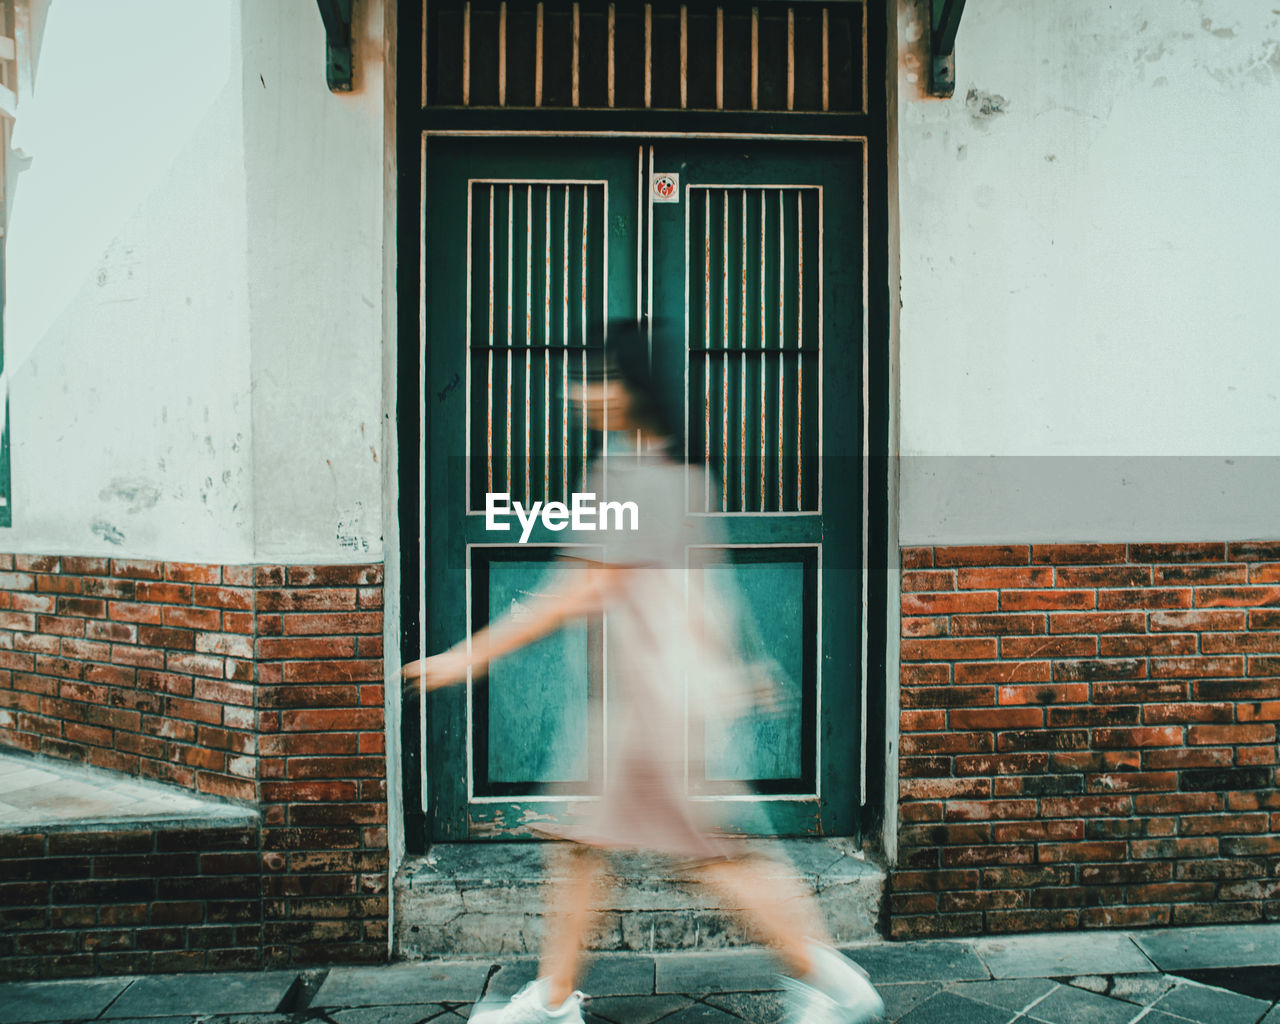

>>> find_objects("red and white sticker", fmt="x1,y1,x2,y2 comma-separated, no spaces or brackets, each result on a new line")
651,172,679,203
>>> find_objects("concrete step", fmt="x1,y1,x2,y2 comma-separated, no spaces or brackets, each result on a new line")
394,838,885,959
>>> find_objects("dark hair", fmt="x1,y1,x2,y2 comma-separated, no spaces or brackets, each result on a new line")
590,318,687,460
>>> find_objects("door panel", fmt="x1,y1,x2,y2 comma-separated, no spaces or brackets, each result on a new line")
422,139,864,842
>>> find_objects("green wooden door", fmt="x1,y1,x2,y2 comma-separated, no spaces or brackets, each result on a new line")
420,138,865,842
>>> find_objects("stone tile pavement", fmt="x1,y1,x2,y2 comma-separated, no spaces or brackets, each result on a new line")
0,751,255,831
1,925,1277,1024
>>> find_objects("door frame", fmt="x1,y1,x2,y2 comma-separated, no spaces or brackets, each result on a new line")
394,1,894,856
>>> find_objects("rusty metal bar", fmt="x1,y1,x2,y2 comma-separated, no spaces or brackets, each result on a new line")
796,190,804,508
776,189,784,510
721,190,729,511
715,7,724,110
607,4,616,107
487,186,495,494
758,189,766,511
463,1,472,105
703,193,712,512
498,1,508,106
739,189,748,511
680,5,688,109
787,7,795,111
644,4,653,108
506,184,514,497
580,186,589,492
526,185,534,504
821,7,829,111
533,2,544,107
572,3,581,107
750,6,759,111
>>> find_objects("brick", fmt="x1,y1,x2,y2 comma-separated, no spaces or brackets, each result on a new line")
1032,544,1128,564
1237,701,1280,721
901,570,955,592
1143,747,1232,770
1098,588,1192,610
998,637,1097,660
991,820,1084,843
138,625,196,650
111,644,166,669
1152,608,1247,631
1040,794,1133,817
957,567,1053,589
16,555,61,572
1188,723,1276,745
196,632,254,658
1250,563,1280,583
903,616,948,638
1130,542,1226,563
1094,681,1187,703
260,732,359,757
191,586,253,610
0,572,36,591
1197,586,1280,608
997,729,1089,752
900,638,997,661
950,707,1044,730
952,613,1046,636
288,565,382,587
163,606,221,630
86,620,137,642
223,611,254,634
1056,566,1152,587
901,686,995,708
1203,631,1280,654
279,709,385,732
1050,611,1146,634
1054,658,1145,682
11,594,56,614
1093,726,1183,748
901,548,934,569
135,582,193,604
934,546,1030,567
282,612,382,635
81,578,137,599
111,559,164,580
1002,589,1095,612
900,732,993,756
192,679,254,705
166,652,225,678
1131,837,1219,859
35,614,84,636
1155,564,1249,584
1152,656,1244,678
36,574,81,594
1249,656,1280,676
954,661,1050,686
1047,705,1139,727
62,556,110,575
901,591,998,615
280,660,382,684
109,601,164,624
1101,634,1196,658
901,664,950,686
1142,701,1233,724
1180,813,1269,836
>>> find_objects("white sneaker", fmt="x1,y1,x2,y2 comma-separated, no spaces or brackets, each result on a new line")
469,978,586,1024
781,942,884,1024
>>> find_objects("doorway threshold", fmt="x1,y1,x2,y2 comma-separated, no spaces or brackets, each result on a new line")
394,837,885,959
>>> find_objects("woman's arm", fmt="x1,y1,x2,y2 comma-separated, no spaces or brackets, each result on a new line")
402,560,627,691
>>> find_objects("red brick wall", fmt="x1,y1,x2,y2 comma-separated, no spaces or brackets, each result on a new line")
1,826,262,979
893,542,1280,937
0,555,388,974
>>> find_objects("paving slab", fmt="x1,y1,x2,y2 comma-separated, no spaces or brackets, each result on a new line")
702,991,785,1024
649,1004,743,1024
1061,974,1175,1007
1151,980,1272,1024
1021,984,1139,1024
0,977,135,1023
845,941,989,985
1260,1006,1280,1024
1131,925,1280,972
103,972,297,1018
329,1006,454,1024
895,990,1011,1024
874,982,943,1022
484,958,656,999
653,951,781,994
947,978,1057,1013
587,995,693,1024
317,963,495,1007
970,933,1154,980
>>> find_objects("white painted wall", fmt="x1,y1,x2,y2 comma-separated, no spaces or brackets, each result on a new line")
2,0,390,564
896,0,1280,543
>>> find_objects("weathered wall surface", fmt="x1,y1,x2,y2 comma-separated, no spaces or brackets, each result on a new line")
2,0,390,565
896,0,1280,543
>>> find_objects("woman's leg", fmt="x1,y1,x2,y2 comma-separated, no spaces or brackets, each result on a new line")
540,844,610,1006
694,855,829,978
